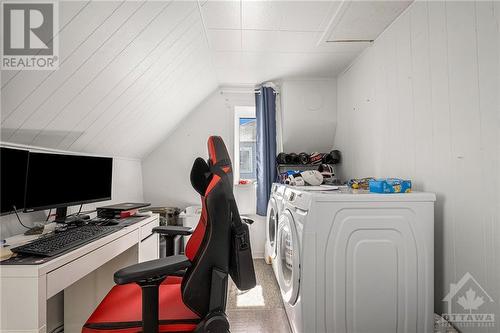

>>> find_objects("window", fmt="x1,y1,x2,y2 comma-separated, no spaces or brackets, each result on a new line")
234,107,256,183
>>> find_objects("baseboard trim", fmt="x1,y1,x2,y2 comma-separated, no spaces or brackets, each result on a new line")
252,251,264,259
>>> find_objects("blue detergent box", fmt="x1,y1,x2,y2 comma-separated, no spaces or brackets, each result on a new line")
369,178,412,193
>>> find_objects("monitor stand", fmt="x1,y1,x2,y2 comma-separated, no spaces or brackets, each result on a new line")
54,207,89,225
54,207,68,223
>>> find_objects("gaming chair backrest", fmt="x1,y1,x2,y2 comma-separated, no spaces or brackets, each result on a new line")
181,136,233,317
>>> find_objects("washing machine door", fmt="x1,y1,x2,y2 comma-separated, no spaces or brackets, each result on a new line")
266,198,279,258
277,209,300,305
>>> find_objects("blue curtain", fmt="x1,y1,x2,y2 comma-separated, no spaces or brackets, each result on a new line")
255,86,277,216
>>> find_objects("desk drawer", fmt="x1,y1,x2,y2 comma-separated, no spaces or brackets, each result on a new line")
139,233,159,262
140,219,159,241
46,230,138,298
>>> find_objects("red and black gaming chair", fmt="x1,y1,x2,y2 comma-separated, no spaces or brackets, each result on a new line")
83,136,256,333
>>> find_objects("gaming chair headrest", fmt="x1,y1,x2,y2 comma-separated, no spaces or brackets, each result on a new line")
207,136,232,182
208,136,231,168
190,136,232,196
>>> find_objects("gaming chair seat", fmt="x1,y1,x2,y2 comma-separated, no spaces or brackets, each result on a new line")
83,136,256,333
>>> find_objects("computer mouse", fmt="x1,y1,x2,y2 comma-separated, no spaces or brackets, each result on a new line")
104,219,120,226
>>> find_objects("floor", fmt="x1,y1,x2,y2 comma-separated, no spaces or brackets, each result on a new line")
226,260,291,333
227,261,459,333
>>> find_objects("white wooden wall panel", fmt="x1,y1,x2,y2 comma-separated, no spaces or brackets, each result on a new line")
410,2,433,191
446,2,487,294
3,2,143,139
66,9,207,152
0,1,90,90
81,37,208,155
1,1,89,87
476,2,500,322
334,2,500,330
426,0,457,313
26,2,169,146
40,2,197,146
1,1,121,124
394,11,416,181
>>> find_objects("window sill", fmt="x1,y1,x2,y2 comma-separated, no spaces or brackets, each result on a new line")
234,182,257,187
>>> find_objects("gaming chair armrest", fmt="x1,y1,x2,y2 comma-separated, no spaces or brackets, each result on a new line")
152,225,193,236
241,217,254,225
114,255,191,285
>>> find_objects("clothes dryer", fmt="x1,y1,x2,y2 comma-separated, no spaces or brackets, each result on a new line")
276,186,435,333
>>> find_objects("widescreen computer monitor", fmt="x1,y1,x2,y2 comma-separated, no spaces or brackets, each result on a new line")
24,152,113,220
0,147,30,215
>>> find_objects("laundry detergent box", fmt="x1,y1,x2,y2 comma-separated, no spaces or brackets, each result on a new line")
369,178,412,193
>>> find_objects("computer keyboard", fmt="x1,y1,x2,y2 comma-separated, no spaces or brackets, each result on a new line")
11,225,120,257
90,217,120,226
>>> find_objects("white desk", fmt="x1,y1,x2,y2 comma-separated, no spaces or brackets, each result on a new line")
0,215,160,333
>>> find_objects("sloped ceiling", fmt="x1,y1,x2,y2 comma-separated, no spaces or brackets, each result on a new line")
1,1,217,158
0,0,409,158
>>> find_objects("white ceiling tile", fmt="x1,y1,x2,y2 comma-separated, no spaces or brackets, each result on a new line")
243,30,322,53
202,0,241,30
240,52,272,68
242,1,281,30
242,30,279,52
276,31,320,52
242,1,340,32
278,1,339,32
208,30,241,51
213,52,243,68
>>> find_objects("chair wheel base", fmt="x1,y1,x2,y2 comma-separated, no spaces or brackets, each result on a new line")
194,312,230,333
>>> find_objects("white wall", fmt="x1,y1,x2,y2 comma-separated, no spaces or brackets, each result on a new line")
281,79,337,153
0,154,144,239
143,90,240,208
142,89,266,257
333,1,500,328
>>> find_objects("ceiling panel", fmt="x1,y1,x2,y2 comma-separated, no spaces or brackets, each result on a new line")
1,1,217,158
0,0,89,87
12,2,169,145
213,52,243,68
208,29,242,51
3,1,147,138
1,0,411,158
242,30,279,52
1,1,124,124
48,5,202,150
201,0,241,30
324,0,413,41
278,1,339,32
242,0,338,32
242,1,282,30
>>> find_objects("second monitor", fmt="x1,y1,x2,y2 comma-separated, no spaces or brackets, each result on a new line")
24,151,113,222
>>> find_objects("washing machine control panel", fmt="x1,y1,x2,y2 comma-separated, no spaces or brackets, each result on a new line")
284,187,312,211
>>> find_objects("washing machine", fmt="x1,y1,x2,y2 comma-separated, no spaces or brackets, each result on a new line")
276,186,435,333
265,183,285,277
276,189,308,333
